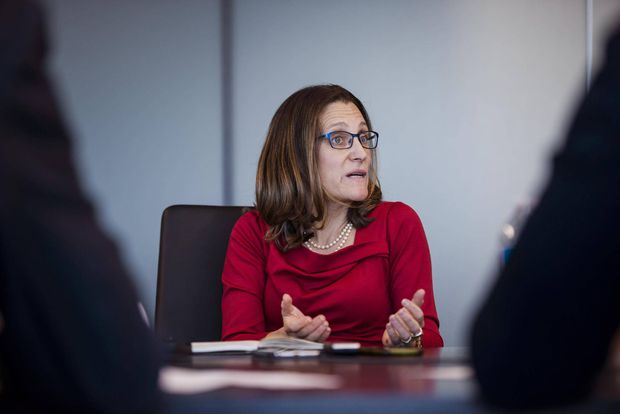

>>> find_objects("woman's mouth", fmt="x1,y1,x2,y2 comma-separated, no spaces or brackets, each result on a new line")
346,169,367,178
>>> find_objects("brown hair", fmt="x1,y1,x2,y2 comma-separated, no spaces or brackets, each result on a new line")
255,84,382,251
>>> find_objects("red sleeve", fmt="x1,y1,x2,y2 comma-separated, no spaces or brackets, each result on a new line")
387,202,443,348
221,212,271,340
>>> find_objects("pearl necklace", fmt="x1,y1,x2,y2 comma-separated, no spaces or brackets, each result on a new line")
304,222,353,252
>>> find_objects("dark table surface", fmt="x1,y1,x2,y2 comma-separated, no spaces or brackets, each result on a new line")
161,347,620,413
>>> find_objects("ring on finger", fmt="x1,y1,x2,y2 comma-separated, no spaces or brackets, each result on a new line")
400,330,423,346
400,334,414,344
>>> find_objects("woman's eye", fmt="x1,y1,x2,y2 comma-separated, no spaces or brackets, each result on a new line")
332,136,344,145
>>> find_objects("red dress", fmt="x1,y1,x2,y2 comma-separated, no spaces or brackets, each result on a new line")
221,201,443,347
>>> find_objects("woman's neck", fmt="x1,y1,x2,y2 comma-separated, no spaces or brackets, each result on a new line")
314,204,348,245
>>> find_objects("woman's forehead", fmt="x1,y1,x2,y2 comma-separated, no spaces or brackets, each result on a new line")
320,101,366,130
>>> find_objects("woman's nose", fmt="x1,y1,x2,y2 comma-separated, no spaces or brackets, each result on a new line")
348,137,368,160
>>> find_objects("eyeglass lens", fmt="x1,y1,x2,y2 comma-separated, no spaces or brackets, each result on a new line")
328,131,378,149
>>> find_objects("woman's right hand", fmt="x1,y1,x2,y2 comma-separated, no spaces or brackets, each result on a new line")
279,293,331,342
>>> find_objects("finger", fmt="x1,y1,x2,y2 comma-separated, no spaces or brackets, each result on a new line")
296,315,326,338
388,314,410,340
400,299,425,327
396,307,422,335
282,294,309,322
383,327,396,346
281,294,312,334
317,326,331,343
297,316,326,338
281,293,294,316
284,315,311,334
305,320,330,342
386,323,400,345
412,289,425,307
382,329,392,346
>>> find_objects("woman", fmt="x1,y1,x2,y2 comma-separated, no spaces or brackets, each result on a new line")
221,84,443,348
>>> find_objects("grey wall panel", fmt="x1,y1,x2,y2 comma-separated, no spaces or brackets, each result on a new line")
593,0,620,72
232,0,586,345
41,0,597,345
44,0,223,316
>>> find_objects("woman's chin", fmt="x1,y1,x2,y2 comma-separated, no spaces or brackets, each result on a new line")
346,191,369,203
327,189,369,206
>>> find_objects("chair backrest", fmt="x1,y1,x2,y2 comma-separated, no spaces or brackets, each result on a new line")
155,205,245,343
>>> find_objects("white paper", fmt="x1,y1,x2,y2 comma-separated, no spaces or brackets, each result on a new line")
159,366,343,394
402,366,473,381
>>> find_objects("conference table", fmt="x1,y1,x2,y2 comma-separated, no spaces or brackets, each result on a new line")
161,347,620,413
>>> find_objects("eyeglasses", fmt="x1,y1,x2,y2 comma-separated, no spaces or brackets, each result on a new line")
319,131,379,149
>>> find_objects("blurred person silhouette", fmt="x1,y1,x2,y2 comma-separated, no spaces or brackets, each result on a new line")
471,22,620,409
0,0,161,412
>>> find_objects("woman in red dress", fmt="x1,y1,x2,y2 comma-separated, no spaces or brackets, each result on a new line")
221,85,443,348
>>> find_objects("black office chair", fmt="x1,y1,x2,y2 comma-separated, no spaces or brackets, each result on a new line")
155,205,246,344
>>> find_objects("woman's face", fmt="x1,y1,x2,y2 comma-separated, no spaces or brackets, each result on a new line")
317,101,372,207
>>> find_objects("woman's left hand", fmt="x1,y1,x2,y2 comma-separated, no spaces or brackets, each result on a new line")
382,289,425,347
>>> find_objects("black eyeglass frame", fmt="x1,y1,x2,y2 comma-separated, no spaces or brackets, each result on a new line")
318,130,379,149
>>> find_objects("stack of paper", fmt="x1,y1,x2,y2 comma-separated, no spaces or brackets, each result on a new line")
186,337,360,356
